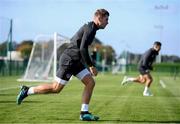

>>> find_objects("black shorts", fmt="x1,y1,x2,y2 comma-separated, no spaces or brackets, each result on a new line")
138,68,150,75
55,53,90,85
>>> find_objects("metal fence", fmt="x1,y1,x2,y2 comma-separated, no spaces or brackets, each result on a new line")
0,59,27,76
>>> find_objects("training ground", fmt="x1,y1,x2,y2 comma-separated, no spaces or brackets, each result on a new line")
0,72,180,123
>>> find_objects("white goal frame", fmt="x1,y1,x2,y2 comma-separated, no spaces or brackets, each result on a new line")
18,32,70,82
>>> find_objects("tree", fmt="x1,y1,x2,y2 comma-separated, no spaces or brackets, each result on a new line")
0,41,18,56
16,40,33,58
90,37,116,65
0,42,8,56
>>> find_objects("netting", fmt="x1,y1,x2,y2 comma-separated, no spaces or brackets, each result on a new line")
18,33,70,82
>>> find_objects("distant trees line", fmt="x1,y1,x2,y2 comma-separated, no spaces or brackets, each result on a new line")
0,38,116,66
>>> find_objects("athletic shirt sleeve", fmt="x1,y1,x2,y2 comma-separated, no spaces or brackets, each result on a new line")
80,25,95,67
142,49,152,70
141,48,157,70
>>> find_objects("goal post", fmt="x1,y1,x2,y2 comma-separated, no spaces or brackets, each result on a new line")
18,32,70,82
0,17,13,75
54,32,57,80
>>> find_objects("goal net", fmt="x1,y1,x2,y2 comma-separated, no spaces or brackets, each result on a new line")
18,33,70,82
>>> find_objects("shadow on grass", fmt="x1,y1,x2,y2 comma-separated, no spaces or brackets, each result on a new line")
34,118,180,123
99,119,180,123
0,100,42,103
0,93,17,96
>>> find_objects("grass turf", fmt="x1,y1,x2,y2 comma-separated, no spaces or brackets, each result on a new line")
0,73,180,123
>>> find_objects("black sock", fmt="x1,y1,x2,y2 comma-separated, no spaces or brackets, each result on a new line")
80,111,89,114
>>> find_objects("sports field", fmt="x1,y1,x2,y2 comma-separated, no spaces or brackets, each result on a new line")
0,73,180,123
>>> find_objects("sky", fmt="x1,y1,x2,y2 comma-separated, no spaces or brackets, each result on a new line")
0,0,180,56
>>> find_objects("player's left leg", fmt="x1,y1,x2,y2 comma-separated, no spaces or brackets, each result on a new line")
143,73,153,96
74,66,99,121
80,74,99,121
70,59,99,121
81,74,95,105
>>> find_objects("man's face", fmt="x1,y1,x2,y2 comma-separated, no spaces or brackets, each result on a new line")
98,15,109,29
154,45,161,52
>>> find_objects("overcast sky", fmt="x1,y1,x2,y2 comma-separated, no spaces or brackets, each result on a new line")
0,0,180,56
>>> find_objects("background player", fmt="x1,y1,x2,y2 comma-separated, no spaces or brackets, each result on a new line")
121,41,162,96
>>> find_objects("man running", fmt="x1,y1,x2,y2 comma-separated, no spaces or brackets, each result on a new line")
17,9,109,121
121,41,162,96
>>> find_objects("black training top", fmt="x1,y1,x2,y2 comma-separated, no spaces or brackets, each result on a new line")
64,21,99,66
138,48,159,70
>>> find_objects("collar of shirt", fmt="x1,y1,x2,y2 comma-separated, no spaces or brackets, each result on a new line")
151,48,159,55
89,21,99,31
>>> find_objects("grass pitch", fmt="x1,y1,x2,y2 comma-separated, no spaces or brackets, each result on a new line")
0,73,180,123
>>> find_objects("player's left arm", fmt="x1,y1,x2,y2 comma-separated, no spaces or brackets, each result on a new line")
80,29,94,67
80,28,98,76
142,50,152,70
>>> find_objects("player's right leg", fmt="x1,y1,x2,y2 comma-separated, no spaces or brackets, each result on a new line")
121,75,144,85
121,76,128,85
16,85,29,105
16,81,66,105
121,67,147,85
17,54,72,105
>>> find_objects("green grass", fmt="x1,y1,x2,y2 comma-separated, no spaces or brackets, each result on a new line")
0,73,180,123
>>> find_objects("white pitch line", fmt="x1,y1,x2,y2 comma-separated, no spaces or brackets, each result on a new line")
0,84,39,91
159,80,166,88
0,82,45,92
0,86,18,91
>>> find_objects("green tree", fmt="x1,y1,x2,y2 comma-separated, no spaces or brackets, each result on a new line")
16,40,33,58
0,41,8,56
90,38,116,65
